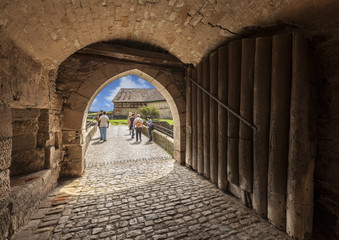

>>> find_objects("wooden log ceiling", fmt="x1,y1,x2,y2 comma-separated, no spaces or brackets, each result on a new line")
75,43,185,70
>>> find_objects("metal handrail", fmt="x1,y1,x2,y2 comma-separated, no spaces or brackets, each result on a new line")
143,122,173,138
86,121,97,130
186,75,257,131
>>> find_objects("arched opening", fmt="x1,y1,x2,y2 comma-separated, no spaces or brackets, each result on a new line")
82,69,179,131
58,46,186,177
1,1,339,239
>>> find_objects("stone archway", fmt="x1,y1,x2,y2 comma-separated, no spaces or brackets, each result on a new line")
58,54,186,177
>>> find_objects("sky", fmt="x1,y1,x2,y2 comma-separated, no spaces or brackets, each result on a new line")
89,74,155,112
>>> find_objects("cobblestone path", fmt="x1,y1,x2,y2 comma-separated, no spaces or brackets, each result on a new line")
13,126,290,240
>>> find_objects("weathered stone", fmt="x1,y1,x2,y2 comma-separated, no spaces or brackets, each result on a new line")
12,119,39,136
37,132,50,148
38,109,50,133
0,208,10,239
64,145,83,161
141,128,174,154
62,130,81,145
0,103,12,138
62,107,84,130
11,149,45,176
0,139,11,170
67,92,90,111
0,169,10,209
60,160,84,177
12,134,37,151
11,108,40,120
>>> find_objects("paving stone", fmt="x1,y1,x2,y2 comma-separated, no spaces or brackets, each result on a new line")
12,126,291,240
92,227,103,235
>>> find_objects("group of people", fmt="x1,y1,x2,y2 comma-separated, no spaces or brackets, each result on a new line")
96,110,154,143
127,112,153,142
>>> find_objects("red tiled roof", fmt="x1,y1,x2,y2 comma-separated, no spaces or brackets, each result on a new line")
112,88,165,103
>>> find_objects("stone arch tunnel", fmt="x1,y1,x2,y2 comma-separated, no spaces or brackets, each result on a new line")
0,1,339,239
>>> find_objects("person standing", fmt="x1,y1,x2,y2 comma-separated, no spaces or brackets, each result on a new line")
97,110,104,139
98,111,109,141
146,116,153,141
134,114,143,142
127,112,132,135
129,113,135,139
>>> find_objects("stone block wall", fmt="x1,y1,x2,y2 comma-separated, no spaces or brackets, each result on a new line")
11,108,44,176
142,128,174,155
0,0,339,238
0,36,63,239
147,101,173,119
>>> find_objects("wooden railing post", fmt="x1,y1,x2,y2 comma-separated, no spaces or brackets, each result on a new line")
253,36,272,218
218,46,228,190
268,34,292,230
210,51,218,185
227,40,242,185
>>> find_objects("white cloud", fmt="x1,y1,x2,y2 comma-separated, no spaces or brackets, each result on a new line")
104,76,151,102
89,75,154,111
137,77,149,87
89,98,100,111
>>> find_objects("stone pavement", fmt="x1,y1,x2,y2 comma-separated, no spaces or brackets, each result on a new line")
13,126,291,240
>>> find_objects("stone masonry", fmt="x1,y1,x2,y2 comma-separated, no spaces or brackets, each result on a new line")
1,1,339,239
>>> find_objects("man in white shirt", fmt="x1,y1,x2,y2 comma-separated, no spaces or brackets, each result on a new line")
133,114,143,142
98,111,110,141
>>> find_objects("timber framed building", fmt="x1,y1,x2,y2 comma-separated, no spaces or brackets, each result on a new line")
112,88,172,119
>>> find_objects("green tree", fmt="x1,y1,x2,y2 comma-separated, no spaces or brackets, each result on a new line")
138,105,160,119
139,105,149,117
149,106,160,119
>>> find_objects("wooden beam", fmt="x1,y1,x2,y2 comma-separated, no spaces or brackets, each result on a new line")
191,68,198,171
268,34,292,230
76,43,184,69
203,57,210,179
185,66,193,167
210,51,218,185
253,36,272,218
239,38,255,202
218,45,229,190
286,33,313,239
197,62,204,175
227,40,242,185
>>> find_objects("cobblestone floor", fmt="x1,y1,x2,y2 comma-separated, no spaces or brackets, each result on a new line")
13,126,291,240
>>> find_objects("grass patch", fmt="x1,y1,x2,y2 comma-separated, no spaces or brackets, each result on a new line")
88,111,113,116
87,118,173,126
109,119,128,125
153,119,173,125
166,150,174,158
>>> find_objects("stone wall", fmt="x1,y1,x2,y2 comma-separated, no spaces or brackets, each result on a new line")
142,128,174,155
11,109,44,176
9,169,57,238
147,101,173,119
83,125,98,162
1,1,339,239
0,35,62,239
